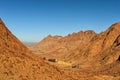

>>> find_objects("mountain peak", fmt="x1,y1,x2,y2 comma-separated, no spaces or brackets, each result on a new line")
1,19,80,80
114,22,120,25
0,18,31,57
0,19,1,21
84,30,96,34
0,18,9,33
0,18,3,24
109,22,120,31
0,18,4,24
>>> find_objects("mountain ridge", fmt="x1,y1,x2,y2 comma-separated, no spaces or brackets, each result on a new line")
1,18,120,79
1,19,91,80
2,19,112,80
30,29,96,60
31,22,120,77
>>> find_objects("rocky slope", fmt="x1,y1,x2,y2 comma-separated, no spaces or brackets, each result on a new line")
30,21,120,79
0,19,100,80
30,30,96,60
2,18,120,80
66,22,120,62
0,19,62,80
65,22,120,77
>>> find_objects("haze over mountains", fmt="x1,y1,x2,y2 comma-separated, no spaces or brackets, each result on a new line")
23,42,37,46
0,18,120,80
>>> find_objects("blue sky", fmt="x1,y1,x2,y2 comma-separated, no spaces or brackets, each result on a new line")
0,0,120,42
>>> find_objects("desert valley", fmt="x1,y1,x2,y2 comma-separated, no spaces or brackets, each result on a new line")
0,18,120,80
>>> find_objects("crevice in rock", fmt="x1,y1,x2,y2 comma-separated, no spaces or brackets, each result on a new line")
117,56,120,61
113,34,120,47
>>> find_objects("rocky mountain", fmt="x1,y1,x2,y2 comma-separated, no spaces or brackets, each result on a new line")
30,30,96,60
30,35,62,54
1,18,120,80
30,21,120,78
0,19,61,80
65,22,120,76
0,19,97,80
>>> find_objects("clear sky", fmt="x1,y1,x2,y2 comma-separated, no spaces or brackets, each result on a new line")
0,0,120,42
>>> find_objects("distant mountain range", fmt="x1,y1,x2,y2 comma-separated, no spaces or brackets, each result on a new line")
22,42,37,46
